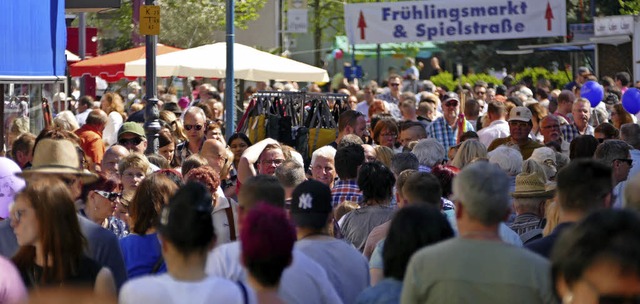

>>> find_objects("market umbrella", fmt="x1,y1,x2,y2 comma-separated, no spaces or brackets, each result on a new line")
124,42,330,82
70,44,181,82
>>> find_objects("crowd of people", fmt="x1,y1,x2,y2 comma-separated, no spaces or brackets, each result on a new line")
1,69,640,304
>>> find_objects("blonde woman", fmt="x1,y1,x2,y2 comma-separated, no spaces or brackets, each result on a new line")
53,110,80,132
374,146,394,168
100,93,126,147
450,139,487,170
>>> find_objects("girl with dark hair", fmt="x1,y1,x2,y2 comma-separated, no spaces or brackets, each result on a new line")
11,175,116,295
80,173,129,238
226,133,252,199
341,162,396,252
356,205,453,304
158,129,180,169
228,133,252,170
119,182,246,303
569,135,599,160
119,173,178,279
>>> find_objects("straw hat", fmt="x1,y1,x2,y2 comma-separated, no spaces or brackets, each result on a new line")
17,138,98,184
511,172,555,198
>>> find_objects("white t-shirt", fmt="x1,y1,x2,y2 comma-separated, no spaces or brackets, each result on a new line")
205,241,343,304
119,273,247,304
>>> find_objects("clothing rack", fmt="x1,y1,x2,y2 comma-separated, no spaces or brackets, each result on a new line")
252,90,349,125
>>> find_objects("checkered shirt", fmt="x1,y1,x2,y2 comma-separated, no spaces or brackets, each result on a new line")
331,179,363,207
560,123,594,144
426,117,475,155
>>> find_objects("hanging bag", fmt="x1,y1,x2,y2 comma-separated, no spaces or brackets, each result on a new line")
307,99,337,157
246,97,268,143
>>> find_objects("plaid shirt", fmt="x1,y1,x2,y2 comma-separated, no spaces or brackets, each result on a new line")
560,123,594,144
331,179,362,207
426,117,475,155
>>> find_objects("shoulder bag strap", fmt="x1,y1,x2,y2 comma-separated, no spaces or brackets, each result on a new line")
151,254,165,274
224,200,237,241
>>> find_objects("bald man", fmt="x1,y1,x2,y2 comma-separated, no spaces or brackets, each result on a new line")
200,139,227,174
101,145,130,181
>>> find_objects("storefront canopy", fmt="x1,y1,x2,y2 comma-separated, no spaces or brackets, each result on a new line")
70,44,182,82
335,36,441,58
124,42,330,82
0,0,66,83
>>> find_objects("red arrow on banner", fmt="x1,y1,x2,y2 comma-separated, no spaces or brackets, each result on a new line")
358,11,367,40
545,1,554,31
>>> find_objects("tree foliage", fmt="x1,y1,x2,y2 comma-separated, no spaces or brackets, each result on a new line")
159,0,266,48
620,0,640,14
85,0,267,53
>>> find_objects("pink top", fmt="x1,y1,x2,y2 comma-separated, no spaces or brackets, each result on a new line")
0,256,27,303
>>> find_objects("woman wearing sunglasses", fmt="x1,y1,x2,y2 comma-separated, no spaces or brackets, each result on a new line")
10,175,116,295
80,174,129,238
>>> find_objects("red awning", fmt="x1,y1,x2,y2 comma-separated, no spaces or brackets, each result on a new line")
69,44,181,82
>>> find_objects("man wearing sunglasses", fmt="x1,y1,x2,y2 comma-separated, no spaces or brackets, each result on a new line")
176,107,207,164
117,122,148,154
595,140,633,210
425,92,475,157
376,75,403,119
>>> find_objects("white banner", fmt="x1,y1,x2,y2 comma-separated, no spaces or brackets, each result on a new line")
594,15,634,36
287,9,308,33
344,0,566,44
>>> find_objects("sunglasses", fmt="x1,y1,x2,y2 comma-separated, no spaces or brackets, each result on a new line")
389,83,400,87
185,124,204,131
119,137,143,146
599,295,640,304
616,158,633,166
444,101,459,107
94,190,121,202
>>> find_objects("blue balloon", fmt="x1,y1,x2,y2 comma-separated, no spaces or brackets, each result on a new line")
580,81,604,107
622,88,640,115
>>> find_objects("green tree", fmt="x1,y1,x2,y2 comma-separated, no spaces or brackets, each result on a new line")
86,0,267,53
620,0,640,14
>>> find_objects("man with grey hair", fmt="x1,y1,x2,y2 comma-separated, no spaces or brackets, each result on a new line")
275,159,306,208
390,152,419,176
411,138,445,172
402,162,554,303
310,146,337,188
595,139,633,209
177,106,207,163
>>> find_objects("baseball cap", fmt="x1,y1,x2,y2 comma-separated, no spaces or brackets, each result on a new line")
290,180,333,229
509,106,533,122
117,122,145,140
441,92,460,103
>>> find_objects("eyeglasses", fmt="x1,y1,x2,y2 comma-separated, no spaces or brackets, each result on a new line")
475,91,486,95
185,124,204,131
260,159,285,166
615,158,634,166
444,101,459,107
94,190,122,202
119,137,143,146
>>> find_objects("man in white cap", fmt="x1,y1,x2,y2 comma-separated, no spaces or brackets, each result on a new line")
488,106,544,160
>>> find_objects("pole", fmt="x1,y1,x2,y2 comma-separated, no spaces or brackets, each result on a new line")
225,0,235,138
143,0,160,155
79,12,86,97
